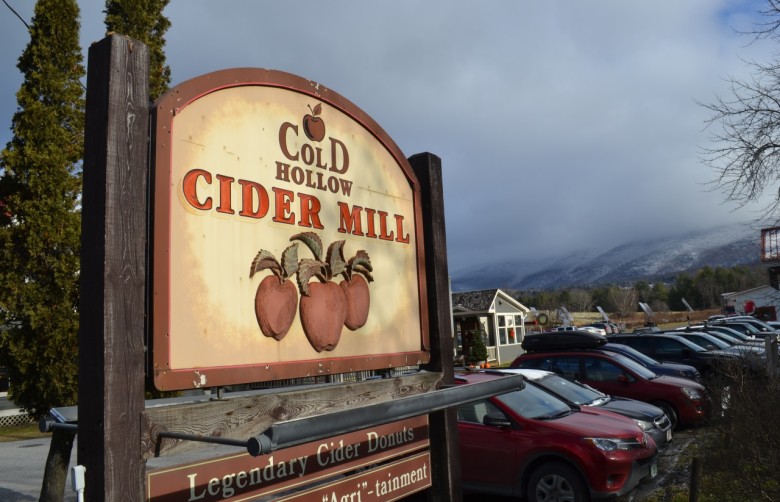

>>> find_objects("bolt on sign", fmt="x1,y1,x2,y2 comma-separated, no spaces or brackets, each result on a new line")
152,69,430,390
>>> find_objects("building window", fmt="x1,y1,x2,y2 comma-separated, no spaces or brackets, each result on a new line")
498,314,520,345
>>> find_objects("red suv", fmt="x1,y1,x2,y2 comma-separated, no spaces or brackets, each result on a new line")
456,371,658,501
510,349,710,429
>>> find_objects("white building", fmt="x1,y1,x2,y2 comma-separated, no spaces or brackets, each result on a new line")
451,289,530,366
721,284,780,320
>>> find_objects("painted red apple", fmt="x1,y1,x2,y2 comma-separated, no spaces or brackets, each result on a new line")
340,250,373,331
299,281,347,352
254,275,298,340
292,233,349,352
303,103,326,142
249,245,299,340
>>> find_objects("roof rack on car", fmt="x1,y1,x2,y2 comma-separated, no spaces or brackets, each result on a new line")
521,330,608,352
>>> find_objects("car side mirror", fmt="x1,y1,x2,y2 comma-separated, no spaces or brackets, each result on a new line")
483,412,511,428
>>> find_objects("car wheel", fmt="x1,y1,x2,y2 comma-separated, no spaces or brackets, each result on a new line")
652,401,678,430
526,462,589,502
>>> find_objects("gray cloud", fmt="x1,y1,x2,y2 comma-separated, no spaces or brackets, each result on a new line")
0,0,772,274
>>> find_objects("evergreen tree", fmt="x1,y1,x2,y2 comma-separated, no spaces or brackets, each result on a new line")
104,0,171,100
0,0,84,419
591,285,615,312
669,273,702,310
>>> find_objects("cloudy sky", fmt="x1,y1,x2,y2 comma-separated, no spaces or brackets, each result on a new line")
0,1,775,274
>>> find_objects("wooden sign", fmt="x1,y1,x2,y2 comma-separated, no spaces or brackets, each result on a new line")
152,69,430,390
146,416,429,501
277,452,431,502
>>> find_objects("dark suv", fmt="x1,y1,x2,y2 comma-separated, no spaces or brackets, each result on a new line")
598,342,701,382
607,333,743,378
510,349,710,429
707,318,780,339
456,371,657,500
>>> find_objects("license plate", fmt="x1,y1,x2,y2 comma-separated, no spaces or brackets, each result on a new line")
650,461,658,478
666,429,673,442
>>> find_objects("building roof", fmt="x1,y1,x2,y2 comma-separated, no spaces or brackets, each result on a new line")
452,289,530,314
452,289,499,312
721,284,777,300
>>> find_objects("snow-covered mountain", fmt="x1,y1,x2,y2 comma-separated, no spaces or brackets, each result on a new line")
451,223,761,291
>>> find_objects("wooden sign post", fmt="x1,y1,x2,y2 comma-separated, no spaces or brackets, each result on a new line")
78,35,149,501
411,152,462,501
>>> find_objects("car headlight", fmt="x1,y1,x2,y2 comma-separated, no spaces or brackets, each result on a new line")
681,387,702,400
633,419,654,432
584,437,644,451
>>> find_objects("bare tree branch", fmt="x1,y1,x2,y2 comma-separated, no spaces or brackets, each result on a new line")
2,0,29,30
699,56,780,222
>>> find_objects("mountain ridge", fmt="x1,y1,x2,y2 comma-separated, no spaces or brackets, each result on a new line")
451,223,761,291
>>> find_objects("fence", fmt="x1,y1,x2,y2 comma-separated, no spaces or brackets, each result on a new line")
0,408,35,428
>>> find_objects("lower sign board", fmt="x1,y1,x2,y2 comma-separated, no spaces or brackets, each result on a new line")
277,451,431,502
146,415,429,502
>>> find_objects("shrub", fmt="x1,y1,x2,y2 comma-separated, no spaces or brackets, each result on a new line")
698,361,780,501
464,330,488,365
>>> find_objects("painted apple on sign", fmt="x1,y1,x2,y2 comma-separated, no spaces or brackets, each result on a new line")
303,103,326,142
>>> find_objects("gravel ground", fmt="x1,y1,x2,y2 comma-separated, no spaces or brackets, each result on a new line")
617,427,704,502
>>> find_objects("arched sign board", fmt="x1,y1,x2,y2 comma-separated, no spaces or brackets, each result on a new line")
152,69,430,390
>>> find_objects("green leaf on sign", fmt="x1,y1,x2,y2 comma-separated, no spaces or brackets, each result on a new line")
249,250,281,278
280,243,299,280
326,240,346,277
291,232,323,261
296,259,326,296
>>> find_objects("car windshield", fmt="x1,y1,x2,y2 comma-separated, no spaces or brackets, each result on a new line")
608,352,658,379
749,319,775,331
536,374,608,406
724,323,761,334
661,335,706,353
709,327,750,340
706,332,740,345
687,335,729,349
726,317,771,330
495,381,574,420
603,343,660,366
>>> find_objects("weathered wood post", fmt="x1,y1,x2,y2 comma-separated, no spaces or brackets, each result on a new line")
410,152,462,502
766,335,779,377
79,34,149,501
689,457,702,502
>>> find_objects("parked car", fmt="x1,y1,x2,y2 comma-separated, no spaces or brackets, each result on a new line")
511,344,710,429
585,322,614,334
494,368,673,448
766,320,780,330
580,325,607,336
704,320,767,337
551,326,578,332
667,331,765,371
681,327,765,350
597,342,702,382
708,318,780,338
632,326,662,334
607,333,742,379
455,370,658,500
682,324,762,346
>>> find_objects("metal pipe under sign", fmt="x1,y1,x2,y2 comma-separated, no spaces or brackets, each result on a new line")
247,372,524,456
